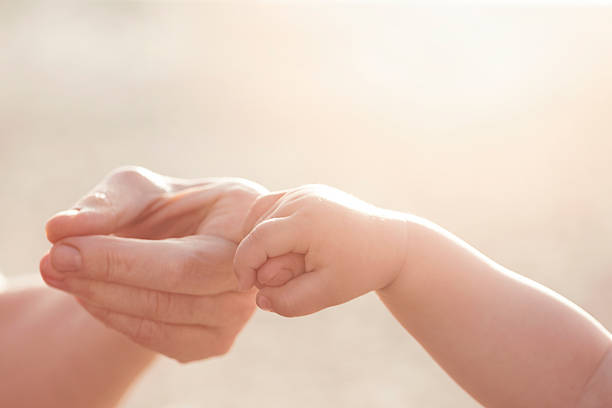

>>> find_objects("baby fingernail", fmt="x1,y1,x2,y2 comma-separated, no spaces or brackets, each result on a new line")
51,244,82,272
256,295,273,312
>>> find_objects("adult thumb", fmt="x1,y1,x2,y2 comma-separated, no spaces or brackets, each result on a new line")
46,166,166,243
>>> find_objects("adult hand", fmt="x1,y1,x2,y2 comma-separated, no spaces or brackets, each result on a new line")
40,166,301,362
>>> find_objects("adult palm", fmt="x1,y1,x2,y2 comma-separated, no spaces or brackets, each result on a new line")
40,166,291,362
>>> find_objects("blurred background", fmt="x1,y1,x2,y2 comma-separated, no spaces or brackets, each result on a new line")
1,1,611,407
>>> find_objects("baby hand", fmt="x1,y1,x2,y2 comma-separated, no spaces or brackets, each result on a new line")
234,185,408,317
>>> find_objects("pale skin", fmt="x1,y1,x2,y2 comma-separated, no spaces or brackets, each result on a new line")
0,285,154,408
2,167,303,408
39,171,612,406
40,166,298,363
234,184,612,408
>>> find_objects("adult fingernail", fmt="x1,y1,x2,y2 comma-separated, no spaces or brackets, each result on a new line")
51,244,82,272
256,294,273,312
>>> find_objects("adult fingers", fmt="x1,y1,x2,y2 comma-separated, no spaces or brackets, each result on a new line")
255,269,337,317
234,217,308,291
42,234,238,295
45,276,254,327
46,166,169,243
79,301,238,363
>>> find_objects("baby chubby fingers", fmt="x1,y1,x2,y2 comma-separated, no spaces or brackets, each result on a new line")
234,216,309,291
256,253,306,287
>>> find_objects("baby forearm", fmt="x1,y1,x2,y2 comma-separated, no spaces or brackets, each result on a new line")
377,217,612,407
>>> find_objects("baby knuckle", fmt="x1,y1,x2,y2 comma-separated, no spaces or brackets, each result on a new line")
251,221,277,246
244,197,268,226
249,225,266,245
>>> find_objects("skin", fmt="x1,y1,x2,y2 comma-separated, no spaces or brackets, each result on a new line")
40,166,299,362
234,184,612,407
0,285,154,408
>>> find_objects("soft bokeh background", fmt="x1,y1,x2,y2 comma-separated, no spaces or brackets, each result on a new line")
1,1,611,407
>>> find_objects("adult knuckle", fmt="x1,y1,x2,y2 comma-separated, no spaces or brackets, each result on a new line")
171,294,201,323
183,303,200,324
79,189,113,211
131,318,160,346
175,253,203,290
108,165,147,184
102,248,116,281
99,245,129,282
147,290,172,320
106,166,167,195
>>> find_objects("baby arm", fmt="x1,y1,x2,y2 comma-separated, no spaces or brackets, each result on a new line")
234,185,612,408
